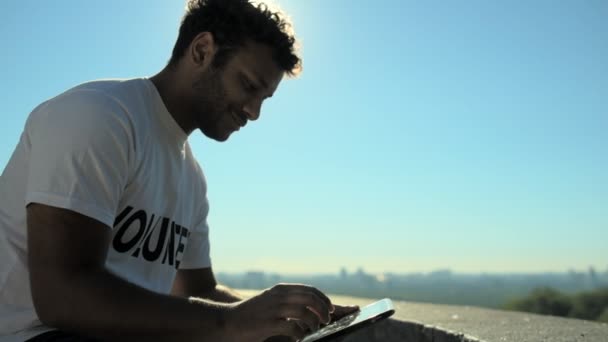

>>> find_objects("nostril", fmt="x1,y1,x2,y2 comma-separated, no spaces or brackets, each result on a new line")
243,102,261,121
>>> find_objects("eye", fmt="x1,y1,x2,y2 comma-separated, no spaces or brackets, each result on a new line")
241,76,258,93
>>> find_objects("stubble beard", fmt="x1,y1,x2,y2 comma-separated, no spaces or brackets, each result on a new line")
192,67,231,141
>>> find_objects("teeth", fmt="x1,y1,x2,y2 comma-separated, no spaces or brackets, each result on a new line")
237,112,247,126
232,113,243,127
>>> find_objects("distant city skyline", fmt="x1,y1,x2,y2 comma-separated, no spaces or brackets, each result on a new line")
1,1,606,274
216,266,608,308
212,263,608,277
220,265,608,275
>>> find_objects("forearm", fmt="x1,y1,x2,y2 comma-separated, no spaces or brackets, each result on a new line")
33,267,232,341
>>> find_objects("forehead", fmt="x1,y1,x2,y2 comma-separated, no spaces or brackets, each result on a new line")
227,41,284,88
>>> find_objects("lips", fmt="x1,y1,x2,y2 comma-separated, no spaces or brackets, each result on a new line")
231,111,247,128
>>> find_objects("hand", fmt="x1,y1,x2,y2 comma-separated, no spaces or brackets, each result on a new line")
225,283,333,342
261,304,361,342
328,304,360,324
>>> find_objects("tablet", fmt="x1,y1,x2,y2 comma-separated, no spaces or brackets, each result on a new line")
301,298,395,342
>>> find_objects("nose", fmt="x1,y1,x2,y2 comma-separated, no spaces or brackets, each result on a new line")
243,97,263,121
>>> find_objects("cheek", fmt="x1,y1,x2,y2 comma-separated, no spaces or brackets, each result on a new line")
219,78,246,109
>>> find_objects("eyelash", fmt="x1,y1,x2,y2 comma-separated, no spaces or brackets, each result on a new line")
242,78,258,93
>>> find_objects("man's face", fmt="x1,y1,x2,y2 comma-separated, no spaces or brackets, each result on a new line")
192,41,284,141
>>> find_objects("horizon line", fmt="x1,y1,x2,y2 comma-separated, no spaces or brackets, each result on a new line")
216,267,608,276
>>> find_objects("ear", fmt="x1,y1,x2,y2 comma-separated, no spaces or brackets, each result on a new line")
189,32,217,69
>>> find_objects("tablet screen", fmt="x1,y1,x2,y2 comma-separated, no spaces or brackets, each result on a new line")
301,298,395,342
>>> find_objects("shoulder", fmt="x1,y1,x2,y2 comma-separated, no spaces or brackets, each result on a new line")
26,79,154,147
30,80,131,129
35,78,152,120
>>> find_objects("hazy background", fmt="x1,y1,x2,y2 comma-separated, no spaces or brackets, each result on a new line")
1,0,606,277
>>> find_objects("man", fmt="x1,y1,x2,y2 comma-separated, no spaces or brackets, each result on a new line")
0,0,358,341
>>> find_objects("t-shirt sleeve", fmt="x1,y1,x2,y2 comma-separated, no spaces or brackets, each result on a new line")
24,90,133,228
179,223,211,269
178,169,212,270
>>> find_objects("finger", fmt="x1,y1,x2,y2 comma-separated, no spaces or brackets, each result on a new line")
274,284,333,310
275,318,307,341
281,291,331,324
331,305,360,322
277,304,321,332
270,285,332,323
334,304,360,315
294,319,313,335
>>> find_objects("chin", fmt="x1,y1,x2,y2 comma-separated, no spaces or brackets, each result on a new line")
200,127,232,142
214,134,230,142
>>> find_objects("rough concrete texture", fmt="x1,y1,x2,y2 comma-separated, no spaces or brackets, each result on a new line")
238,290,608,342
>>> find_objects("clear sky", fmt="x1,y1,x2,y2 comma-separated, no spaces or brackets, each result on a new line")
1,0,606,275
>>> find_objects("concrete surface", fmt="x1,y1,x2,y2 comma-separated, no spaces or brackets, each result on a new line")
238,290,608,342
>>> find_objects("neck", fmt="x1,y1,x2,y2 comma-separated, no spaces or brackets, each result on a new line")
150,67,196,136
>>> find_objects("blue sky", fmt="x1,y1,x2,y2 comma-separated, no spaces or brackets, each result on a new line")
1,0,606,275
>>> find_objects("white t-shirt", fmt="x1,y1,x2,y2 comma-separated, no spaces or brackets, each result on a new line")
0,78,212,340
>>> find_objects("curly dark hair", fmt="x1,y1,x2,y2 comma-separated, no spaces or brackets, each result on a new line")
169,0,301,76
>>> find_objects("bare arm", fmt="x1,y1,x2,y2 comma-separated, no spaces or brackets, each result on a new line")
171,267,244,303
27,203,231,341
28,203,335,341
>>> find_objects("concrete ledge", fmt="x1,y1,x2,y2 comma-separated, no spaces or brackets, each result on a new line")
332,318,482,342
238,290,608,342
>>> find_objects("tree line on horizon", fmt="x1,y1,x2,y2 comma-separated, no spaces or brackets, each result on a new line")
504,287,608,323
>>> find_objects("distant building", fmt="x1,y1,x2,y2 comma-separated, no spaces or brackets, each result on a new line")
243,271,266,289
340,267,348,280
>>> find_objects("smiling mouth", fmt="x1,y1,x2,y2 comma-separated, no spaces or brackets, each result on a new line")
231,111,247,128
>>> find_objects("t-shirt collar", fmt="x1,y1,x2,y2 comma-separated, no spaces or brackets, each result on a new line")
144,78,188,147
